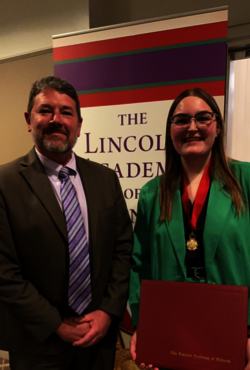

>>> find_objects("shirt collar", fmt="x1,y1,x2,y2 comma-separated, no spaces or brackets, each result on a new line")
35,148,77,179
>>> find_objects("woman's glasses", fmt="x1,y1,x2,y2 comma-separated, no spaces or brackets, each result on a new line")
170,111,219,129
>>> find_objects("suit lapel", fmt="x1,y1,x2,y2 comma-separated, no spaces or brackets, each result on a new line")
165,188,186,278
20,148,67,240
204,180,232,278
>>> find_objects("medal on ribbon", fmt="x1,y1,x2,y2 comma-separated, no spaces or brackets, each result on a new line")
181,161,210,251
186,232,198,251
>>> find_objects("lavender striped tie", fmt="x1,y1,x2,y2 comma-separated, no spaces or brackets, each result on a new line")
59,166,91,315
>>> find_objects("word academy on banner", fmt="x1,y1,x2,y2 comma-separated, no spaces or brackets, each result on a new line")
84,111,165,206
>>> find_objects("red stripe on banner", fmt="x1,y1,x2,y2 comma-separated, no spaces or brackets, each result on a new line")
54,21,227,62
78,81,225,108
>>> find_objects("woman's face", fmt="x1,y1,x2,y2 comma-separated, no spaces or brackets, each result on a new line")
170,96,220,161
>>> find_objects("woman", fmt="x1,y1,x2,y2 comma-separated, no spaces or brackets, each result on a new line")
129,87,250,370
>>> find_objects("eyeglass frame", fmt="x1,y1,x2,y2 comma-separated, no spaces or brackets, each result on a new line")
169,111,220,129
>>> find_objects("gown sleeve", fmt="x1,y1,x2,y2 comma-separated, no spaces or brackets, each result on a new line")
129,187,152,327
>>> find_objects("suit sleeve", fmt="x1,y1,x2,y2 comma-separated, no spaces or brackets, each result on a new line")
0,191,62,344
97,172,133,320
129,187,152,328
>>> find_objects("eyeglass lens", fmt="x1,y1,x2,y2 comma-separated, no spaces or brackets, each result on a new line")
172,112,214,125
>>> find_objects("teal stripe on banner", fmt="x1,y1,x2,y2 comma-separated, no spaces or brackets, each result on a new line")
54,38,227,66
77,76,225,95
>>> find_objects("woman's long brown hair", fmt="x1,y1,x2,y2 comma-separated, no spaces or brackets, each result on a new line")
160,87,246,221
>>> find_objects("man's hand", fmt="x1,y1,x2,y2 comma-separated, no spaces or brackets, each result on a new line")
56,317,90,343
130,331,159,370
245,338,250,370
73,310,112,347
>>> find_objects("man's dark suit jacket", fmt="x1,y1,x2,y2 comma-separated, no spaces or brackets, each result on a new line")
0,148,133,357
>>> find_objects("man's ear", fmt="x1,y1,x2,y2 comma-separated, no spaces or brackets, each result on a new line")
77,118,83,137
24,112,31,132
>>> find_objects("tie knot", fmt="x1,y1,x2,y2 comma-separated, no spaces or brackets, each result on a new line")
58,167,70,182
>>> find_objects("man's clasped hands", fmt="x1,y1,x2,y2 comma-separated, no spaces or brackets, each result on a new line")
56,310,112,347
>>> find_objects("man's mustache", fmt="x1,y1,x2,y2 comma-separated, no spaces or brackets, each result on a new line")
43,126,68,136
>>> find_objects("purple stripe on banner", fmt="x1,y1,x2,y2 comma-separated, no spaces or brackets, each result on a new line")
54,43,227,91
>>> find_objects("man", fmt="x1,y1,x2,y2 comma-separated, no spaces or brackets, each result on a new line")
0,76,133,369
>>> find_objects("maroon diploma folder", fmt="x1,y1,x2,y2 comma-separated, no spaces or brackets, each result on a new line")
136,280,248,370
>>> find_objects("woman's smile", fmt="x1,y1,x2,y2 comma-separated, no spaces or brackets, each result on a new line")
170,96,220,160
183,136,203,143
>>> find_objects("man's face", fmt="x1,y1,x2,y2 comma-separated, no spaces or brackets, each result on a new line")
25,88,82,157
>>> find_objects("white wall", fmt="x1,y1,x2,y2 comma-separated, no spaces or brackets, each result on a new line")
0,0,89,59
227,58,250,161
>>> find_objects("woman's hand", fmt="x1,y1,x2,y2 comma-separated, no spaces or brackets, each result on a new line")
130,331,137,362
245,338,250,369
130,331,159,370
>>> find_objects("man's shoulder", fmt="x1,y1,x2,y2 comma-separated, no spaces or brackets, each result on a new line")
0,156,26,174
75,155,117,177
0,148,35,174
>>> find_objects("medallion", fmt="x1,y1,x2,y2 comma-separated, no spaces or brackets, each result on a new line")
181,160,210,253
186,232,198,251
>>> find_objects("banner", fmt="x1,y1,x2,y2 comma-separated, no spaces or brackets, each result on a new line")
53,9,227,225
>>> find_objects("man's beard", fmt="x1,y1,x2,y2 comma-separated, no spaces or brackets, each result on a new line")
31,126,78,154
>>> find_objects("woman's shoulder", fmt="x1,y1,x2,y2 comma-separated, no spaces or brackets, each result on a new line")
229,160,250,175
137,176,163,209
228,160,250,189
140,175,163,194
136,176,162,220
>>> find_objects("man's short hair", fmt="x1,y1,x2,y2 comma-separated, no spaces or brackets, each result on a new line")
27,76,82,122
